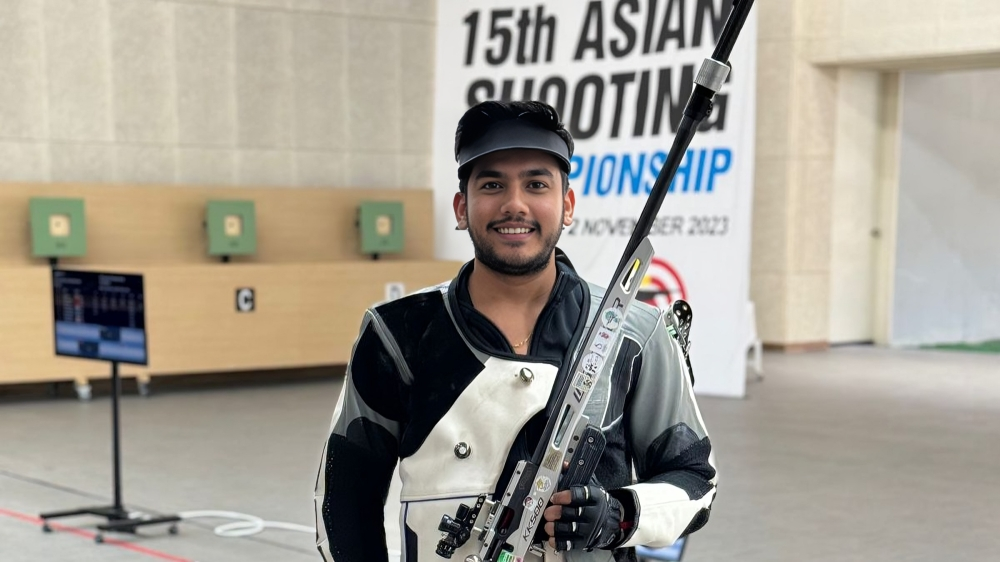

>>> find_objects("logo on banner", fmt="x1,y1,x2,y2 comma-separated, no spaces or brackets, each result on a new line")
636,257,686,310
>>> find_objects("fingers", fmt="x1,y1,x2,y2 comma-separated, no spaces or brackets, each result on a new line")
569,484,594,505
546,537,574,552
551,485,596,506
560,505,585,521
544,512,582,534
540,484,618,552
549,490,572,505
553,521,578,535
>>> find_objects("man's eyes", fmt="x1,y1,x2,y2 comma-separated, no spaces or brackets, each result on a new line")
478,181,549,190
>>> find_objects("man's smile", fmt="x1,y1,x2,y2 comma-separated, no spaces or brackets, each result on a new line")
490,221,538,241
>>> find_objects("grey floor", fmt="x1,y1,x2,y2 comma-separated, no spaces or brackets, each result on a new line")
1,346,998,562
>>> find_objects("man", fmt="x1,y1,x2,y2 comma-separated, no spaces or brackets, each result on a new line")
314,101,717,562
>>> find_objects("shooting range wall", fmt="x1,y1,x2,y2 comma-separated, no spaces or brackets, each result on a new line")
0,2,447,388
0,184,461,386
1,0,998,356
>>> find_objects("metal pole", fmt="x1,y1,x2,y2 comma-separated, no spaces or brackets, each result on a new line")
613,0,756,276
111,361,123,511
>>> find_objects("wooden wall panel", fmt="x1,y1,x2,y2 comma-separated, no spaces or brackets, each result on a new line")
0,183,436,266
0,183,462,387
0,262,461,384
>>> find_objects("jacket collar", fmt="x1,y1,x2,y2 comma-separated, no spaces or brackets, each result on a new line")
447,248,589,365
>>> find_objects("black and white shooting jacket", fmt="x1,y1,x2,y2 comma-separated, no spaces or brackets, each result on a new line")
315,252,717,562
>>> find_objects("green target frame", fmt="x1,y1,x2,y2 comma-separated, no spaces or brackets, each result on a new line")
206,200,257,256
30,198,87,258
358,201,404,257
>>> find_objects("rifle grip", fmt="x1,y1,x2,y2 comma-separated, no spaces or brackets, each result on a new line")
561,425,606,489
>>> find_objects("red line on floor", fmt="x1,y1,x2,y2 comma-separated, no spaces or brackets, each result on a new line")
0,507,195,562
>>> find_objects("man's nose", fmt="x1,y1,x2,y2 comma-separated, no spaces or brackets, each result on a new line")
500,186,529,215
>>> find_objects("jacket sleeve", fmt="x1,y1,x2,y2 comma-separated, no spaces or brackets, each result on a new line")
613,310,718,548
314,310,408,561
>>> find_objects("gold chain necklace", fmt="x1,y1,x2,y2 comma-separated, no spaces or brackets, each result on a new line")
512,331,533,349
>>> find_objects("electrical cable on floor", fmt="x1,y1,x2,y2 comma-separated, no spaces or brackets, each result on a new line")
2,468,401,558
176,510,315,538
1,468,309,555
175,510,401,559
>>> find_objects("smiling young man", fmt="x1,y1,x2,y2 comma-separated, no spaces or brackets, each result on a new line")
454,145,574,358
315,101,717,562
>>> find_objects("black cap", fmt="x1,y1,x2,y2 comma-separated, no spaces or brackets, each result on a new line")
455,102,573,178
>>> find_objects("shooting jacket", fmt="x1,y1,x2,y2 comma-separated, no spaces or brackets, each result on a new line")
315,251,717,562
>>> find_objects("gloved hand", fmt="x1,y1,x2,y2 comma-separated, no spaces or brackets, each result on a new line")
542,484,625,552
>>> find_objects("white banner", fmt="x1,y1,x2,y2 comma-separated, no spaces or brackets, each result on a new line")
432,0,757,398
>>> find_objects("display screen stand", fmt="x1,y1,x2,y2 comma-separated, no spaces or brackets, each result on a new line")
40,269,180,543
39,361,182,542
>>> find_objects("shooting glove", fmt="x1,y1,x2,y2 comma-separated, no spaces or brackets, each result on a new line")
549,484,625,552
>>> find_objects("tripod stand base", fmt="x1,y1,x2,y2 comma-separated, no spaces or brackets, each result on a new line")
40,504,181,543
39,362,180,544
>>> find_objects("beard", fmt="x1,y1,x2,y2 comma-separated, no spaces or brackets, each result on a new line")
468,214,563,276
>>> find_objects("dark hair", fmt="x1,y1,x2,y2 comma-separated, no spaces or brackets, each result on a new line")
454,100,574,194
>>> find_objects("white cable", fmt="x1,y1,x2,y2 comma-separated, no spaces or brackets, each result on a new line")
177,510,314,538
175,510,402,560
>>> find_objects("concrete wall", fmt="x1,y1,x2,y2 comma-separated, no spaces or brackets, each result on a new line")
751,0,1000,347
751,1,840,345
807,0,1000,69
0,0,435,189
4,0,999,347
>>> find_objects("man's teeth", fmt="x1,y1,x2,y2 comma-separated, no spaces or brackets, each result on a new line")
498,227,532,234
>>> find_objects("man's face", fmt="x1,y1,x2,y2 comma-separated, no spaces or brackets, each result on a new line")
454,148,575,276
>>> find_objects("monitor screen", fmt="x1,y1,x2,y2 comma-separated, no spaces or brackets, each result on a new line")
52,269,148,366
